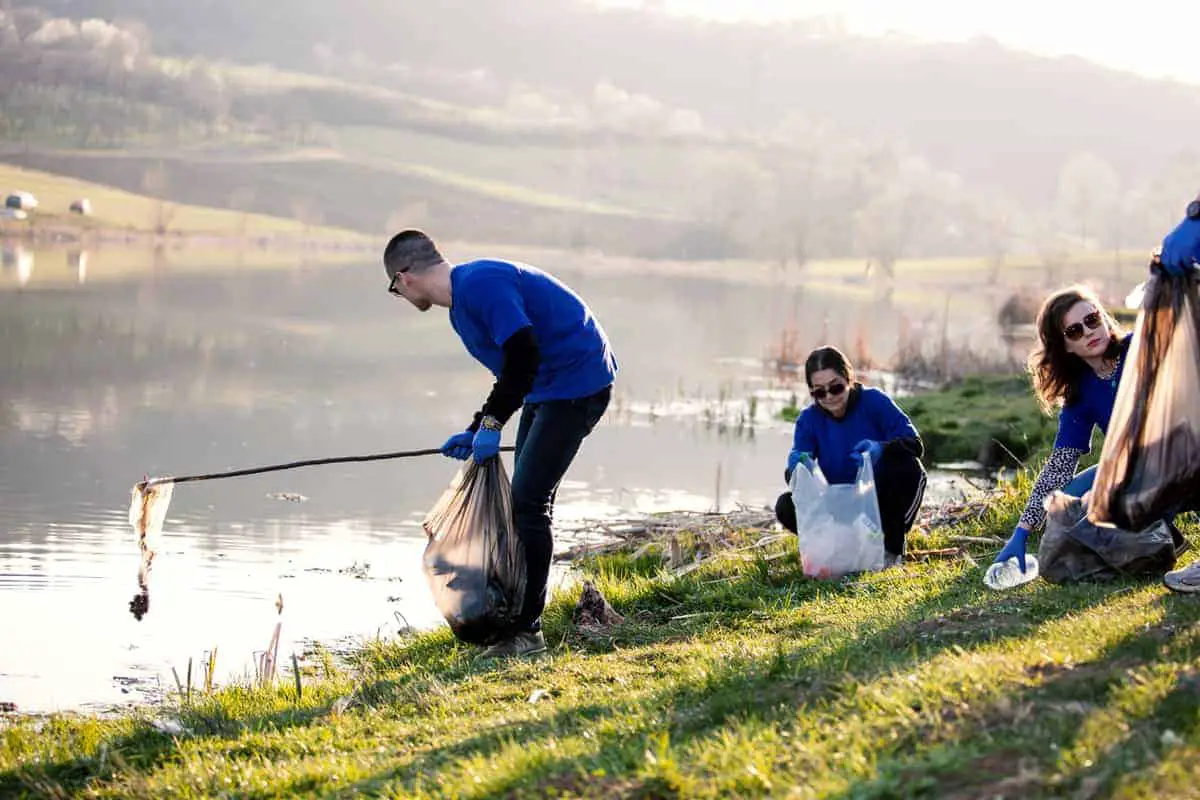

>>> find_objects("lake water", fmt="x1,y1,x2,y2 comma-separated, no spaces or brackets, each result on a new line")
0,245,1146,714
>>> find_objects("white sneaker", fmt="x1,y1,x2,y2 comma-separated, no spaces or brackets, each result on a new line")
1164,560,1200,594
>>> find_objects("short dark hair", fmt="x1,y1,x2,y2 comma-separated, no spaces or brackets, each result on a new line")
383,229,444,278
804,345,855,387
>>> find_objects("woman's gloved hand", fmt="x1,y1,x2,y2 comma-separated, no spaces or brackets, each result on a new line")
995,526,1031,572
852,439,883,466
785,450,814,482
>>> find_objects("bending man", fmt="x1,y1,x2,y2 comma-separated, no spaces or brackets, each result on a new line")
383,230,617,656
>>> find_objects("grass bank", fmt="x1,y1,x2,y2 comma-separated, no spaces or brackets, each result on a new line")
898,375,1058,468
3,477,1199,798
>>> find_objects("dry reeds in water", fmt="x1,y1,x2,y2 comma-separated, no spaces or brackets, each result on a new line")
256,593,285,687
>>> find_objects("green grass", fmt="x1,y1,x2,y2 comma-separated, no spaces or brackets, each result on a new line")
3,479,1200,798
0,163,369,241
899,375,1058,468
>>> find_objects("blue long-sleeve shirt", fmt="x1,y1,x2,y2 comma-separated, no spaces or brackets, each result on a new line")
788,385,922,484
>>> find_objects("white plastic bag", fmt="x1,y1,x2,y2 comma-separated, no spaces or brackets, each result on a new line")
790,458,886,579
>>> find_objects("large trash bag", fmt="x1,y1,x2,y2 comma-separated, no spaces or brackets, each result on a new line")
1040,491,1184,584
1089,271,1200,530
421,459,526,645
790,457,886,579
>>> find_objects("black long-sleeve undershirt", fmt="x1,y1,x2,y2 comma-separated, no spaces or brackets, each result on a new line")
883,436,925,460
468,326,540,431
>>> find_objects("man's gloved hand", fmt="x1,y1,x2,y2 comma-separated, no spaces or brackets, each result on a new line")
785,450,814,482
995,526,1030,572
440,430,473,461
852,439,883,466
472,426,501,463
1158,203,1200,278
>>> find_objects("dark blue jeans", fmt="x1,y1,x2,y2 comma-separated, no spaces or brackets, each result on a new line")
511,385,611,633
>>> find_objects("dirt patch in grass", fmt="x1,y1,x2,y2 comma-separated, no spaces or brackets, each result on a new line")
936,749,1046,800
517,771,679,800
888,607,1032,648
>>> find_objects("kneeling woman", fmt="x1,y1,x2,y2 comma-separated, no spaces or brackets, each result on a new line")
776,346,927,566
993,285,1132,574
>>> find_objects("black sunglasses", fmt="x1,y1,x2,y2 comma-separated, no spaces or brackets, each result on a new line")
1063,311,1103,341
810,381,847,401
387,268,409,296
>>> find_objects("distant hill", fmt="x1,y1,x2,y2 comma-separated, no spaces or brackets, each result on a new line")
5,0,1200,261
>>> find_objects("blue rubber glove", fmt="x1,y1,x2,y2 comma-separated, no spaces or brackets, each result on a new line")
786,450,814,481
472,427,501,463
995,526,1030,572
852,439,883,466
440,430,473,461
1158,213,1200,278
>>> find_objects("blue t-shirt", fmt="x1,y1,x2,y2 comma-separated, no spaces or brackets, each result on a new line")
1053,333,1133,451
448,259,617,403
789,386,920,485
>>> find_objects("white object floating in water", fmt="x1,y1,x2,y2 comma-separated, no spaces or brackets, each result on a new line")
983,555,1039,590
266,492,308,502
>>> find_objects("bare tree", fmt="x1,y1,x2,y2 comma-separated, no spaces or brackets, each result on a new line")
853,152,950,279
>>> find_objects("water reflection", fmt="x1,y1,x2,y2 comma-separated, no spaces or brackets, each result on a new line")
1,244,34,286
67,249,89,284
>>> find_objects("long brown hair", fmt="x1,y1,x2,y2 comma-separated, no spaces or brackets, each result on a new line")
1027,285,1123,414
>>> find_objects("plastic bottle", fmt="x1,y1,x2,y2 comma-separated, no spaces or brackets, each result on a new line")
983,555,1039,590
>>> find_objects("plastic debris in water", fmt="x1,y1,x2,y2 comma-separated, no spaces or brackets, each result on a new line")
983,555,1039,590
266,492,308,503
127,478,174,621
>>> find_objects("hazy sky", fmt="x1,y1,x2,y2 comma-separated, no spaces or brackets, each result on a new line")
599,0,1200,84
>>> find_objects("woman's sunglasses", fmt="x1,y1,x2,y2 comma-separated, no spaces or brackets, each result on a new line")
810,382,847,401
1063,311,1103,341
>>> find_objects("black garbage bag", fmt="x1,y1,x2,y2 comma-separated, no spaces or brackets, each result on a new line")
1089,270,1200,530
421,459,526,645
1040,491,1184,584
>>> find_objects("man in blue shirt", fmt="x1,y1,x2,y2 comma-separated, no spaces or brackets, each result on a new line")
383,230,616,655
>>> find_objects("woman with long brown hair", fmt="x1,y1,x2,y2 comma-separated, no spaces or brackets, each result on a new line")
993,284,1132,574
